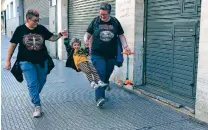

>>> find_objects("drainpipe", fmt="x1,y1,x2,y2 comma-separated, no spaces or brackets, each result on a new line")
18,0,24,25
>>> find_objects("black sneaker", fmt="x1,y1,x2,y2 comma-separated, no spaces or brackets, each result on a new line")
103,97,109,103
96,98,106,107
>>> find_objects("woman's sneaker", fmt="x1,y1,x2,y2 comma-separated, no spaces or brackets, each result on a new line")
96,98,106,107
33,106,42,118
106,84,111,91
90,81,99,89
98,81,107,87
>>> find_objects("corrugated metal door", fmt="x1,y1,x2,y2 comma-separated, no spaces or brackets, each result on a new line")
144,0,201,98
23,0,49,28
68,0,115,42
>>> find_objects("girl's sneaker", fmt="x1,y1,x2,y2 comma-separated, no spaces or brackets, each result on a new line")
90,81,99,89
98,81,108,87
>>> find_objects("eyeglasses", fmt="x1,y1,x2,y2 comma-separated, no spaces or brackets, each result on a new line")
30,19,39,23
100,13,109,17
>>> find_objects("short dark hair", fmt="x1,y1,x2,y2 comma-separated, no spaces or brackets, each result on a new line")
26,9,39,19
100,2,111,14
70,38,81,47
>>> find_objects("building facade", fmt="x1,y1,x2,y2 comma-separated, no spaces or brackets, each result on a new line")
5,0,20,37
1,0,7,35
56,0,208,123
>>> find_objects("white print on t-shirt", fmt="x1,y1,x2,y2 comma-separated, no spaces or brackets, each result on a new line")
23,33,44,51
100,31,114,42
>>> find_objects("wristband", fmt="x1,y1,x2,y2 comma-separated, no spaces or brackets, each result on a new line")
59,32,63,36
64,38,69,45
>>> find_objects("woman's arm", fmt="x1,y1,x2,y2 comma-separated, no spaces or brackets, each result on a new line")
5,43,17,70
119,34,131,53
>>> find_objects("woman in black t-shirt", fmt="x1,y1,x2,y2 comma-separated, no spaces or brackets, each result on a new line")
5,9,67,118
84,3,131,107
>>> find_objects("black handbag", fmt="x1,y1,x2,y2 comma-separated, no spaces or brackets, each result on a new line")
11,54,54,83
47,55,55,74
115,37,124,67
11,60,23,83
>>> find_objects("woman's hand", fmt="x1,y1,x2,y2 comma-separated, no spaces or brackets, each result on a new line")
61,29,68,37
124,46,131,54
5,60,11,70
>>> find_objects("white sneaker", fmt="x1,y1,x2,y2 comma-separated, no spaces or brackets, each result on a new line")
90,81,99,89
33,106,42,118
96,98,106,107
98,81,107,87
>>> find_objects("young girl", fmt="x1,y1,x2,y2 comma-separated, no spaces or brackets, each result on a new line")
64,36,107,89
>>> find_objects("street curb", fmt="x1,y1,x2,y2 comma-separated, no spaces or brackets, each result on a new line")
137,89,182,108
112,83,196,117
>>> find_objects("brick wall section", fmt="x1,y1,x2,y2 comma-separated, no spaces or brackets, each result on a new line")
57,0,68,60
133,0,144,85
195,0,208,123
112,0,144,86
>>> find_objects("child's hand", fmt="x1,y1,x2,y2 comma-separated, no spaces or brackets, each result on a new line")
63,35,68,39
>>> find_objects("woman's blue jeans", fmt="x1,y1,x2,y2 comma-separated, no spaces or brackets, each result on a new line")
20,60,48,106
91,55,115,101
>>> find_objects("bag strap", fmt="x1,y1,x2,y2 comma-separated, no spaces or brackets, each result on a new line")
93,16,119,32
93,16,100,30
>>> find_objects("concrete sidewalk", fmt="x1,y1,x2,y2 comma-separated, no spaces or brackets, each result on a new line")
1,35,208,130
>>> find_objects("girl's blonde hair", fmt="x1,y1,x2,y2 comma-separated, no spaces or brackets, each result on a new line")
70,38,81,47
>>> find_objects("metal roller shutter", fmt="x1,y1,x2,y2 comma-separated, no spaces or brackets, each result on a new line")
68,0,116,42
23,0,49,28
144,0,201,99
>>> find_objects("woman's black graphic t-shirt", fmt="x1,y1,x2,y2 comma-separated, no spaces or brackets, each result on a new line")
87,17,124,58
10,24,53,64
